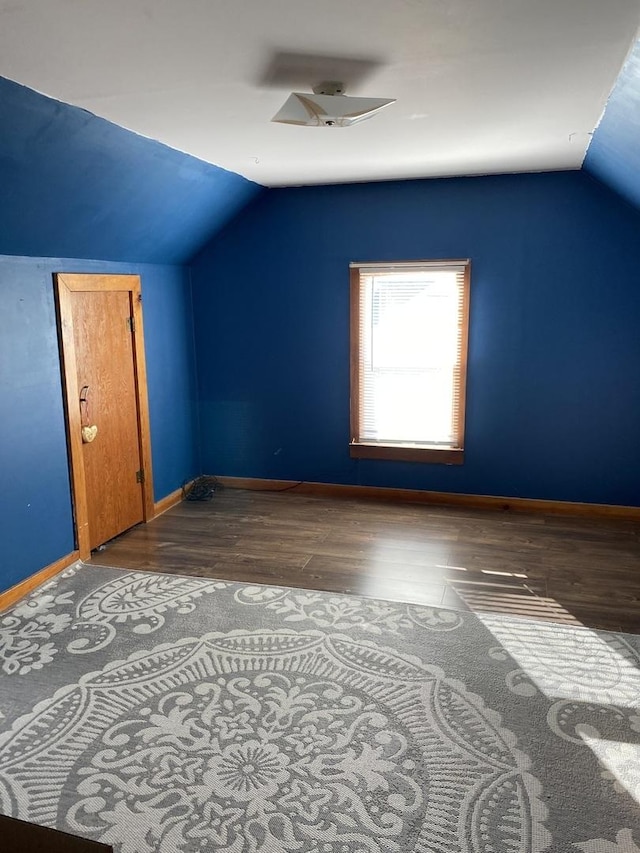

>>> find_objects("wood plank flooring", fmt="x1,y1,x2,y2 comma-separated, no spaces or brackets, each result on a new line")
89,488,640,634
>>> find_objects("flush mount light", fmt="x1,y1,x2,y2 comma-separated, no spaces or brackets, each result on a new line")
271,81,395,127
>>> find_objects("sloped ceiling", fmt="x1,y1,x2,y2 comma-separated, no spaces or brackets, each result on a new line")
0,0,639,187
1,26,639,265
0,76,262,264
584,39,640,212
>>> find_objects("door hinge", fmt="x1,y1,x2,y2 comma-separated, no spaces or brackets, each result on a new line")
136,468,145,484
126,316,135,332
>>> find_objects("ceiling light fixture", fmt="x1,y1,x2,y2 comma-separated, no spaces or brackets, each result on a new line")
271,81,395,128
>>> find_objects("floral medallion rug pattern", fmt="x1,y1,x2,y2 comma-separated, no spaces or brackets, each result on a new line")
0,564,638,853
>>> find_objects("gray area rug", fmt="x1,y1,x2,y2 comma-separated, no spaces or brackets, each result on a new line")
0,562,638,853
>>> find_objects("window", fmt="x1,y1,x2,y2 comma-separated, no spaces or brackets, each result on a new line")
350,260,470,464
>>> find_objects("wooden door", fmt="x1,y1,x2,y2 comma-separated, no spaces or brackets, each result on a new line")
72,289,143,549
55,274,154,558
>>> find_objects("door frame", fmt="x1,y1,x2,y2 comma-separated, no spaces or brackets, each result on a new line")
54,273,155,559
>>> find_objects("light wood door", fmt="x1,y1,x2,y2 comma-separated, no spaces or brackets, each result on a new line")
55,274,154,558
72,290,144,549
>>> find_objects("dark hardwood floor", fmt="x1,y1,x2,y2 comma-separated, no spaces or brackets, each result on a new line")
89,488,640,634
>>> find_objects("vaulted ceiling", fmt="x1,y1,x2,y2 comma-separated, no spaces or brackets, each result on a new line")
1,0,639,187
584,39,640,211
0,76,261,264
0,0,639,267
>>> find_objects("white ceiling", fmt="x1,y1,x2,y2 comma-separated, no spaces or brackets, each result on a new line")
1,0,639,187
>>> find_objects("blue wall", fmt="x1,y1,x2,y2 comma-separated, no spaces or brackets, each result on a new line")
0,255,200,590
3,58,640,599
191,170,640,506
584,39,640,213
0,76,262,264
0,74,265,592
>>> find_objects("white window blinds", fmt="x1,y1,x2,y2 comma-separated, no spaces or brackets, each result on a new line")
352,261,469,450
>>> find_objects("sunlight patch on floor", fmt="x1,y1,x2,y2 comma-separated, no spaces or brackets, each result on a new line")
579,731,640,805
476,611,640,709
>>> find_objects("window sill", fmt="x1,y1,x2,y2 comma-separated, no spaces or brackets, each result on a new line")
349,443,464,465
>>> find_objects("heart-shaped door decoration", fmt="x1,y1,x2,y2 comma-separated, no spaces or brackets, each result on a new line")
81,425,98,443
79,386,98,443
